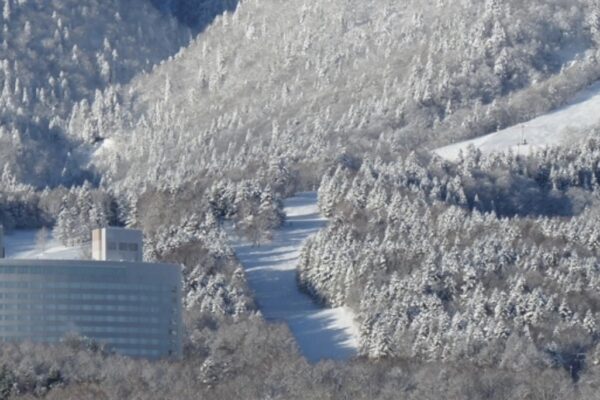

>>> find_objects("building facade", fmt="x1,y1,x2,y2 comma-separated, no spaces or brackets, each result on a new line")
0,259,182,358
0,227,182,359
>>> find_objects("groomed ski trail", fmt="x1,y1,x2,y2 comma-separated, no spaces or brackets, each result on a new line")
231,192,359,362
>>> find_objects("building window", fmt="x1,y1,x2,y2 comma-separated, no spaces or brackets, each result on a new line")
108,242,117,250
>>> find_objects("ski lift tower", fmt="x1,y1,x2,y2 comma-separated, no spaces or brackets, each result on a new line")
520,124,527,146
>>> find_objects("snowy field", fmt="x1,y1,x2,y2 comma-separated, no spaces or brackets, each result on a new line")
231,192,359,362
3,229,84,260
435,81,600,160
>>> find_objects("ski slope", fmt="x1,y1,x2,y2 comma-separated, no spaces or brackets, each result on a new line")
435,81,600,160
230,192,359,363
3,229,85,260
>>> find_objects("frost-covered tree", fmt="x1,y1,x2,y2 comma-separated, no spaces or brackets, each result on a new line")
299,139,600,372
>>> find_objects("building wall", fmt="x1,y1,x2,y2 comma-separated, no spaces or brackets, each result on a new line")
0,226,4,259
91,228,103,261
92,228,144,263
0,259,182,359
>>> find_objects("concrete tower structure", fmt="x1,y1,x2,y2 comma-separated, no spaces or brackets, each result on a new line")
0,226,4,259
92,227,143,262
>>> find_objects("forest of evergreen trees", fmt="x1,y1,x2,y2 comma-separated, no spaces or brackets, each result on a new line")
2,0,600,398
300,138,600,377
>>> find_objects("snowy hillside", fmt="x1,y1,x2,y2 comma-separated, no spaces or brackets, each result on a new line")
0,0,190,186
230,192,359,362
91,0,600,193
435,81,600,160
4,229,84,260
0,0,190,119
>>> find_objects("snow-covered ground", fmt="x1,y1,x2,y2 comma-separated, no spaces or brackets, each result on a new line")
94,138,117,156
230,192,359,363
435,81,600,160
3,229,85,260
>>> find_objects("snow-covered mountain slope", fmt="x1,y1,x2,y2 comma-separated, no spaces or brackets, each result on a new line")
0,0,190,186
0,0,190,120
230,192,359,362
91,0,600,192
434,81,600,160
4,229,85,260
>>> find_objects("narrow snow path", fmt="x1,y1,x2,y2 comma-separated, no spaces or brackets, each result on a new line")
435,81,600,160
231,192,359,362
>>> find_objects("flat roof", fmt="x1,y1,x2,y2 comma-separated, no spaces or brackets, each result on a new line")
0,259,180,270
96,227,142,232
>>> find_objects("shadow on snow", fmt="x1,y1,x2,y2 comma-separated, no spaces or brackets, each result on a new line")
231,192,357,363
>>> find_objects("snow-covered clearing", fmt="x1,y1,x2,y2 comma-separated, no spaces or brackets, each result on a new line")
4,229,84,260
95,138,117,155
231,192,359,362
435,81,600,160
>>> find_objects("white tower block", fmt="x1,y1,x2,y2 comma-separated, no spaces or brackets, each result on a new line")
92,227,143,262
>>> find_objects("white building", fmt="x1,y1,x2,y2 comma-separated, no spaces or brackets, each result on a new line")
0,227,182,359
92,227,144,262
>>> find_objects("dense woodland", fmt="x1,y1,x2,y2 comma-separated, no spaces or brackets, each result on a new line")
1,0,600,398
0,0,191,187
301,138,600,375
88,0,600,195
